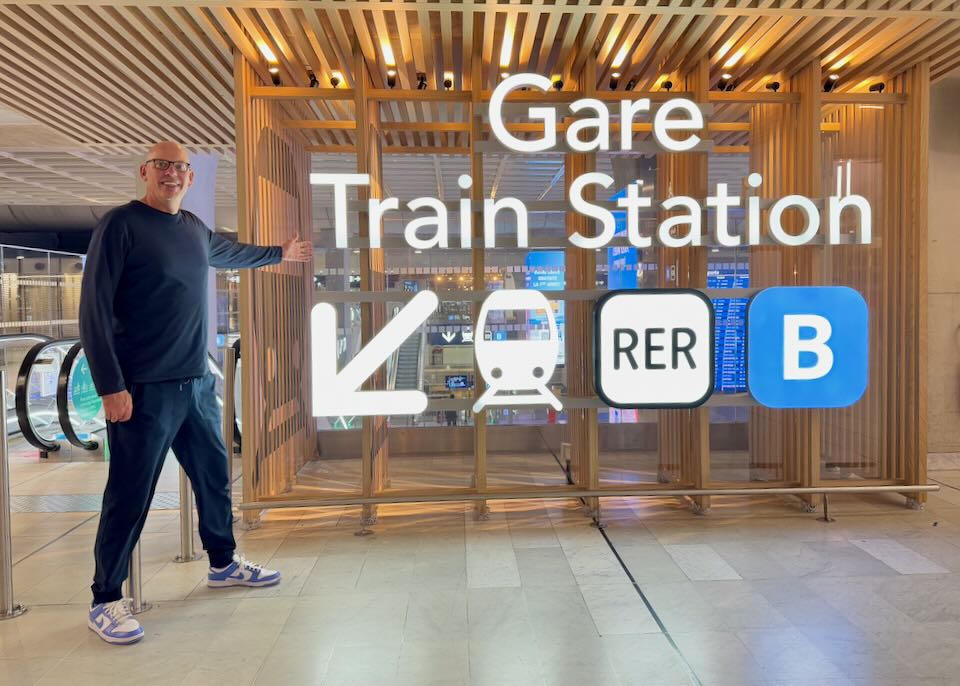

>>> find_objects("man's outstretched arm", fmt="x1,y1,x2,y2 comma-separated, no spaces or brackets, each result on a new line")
208,231,312,268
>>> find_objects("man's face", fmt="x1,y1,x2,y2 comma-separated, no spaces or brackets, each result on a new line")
140,144,194,205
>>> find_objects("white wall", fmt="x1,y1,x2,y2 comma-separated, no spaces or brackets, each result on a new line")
928,75,960,456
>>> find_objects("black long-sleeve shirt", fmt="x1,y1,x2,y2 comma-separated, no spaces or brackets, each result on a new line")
79,200,282,395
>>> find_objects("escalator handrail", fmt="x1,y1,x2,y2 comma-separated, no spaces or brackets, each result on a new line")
56,342,100,450
2,334,51,437
15,339,78,451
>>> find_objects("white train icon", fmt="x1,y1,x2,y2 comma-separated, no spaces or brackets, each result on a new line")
472,289,563,412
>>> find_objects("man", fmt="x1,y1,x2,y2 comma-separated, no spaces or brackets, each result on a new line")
79,142,312,645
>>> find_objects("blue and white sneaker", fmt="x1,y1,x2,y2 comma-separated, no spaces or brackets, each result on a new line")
88,599,144,645
207,555,281,588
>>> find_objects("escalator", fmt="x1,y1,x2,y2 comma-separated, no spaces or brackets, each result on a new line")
6,335,241,455
394,333,422,391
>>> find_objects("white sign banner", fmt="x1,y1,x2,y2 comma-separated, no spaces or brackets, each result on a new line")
594,290,714,408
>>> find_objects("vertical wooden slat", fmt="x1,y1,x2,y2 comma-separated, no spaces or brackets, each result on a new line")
564,56,600,517
355,42,389,525
234,52,313,527
470,17,488,518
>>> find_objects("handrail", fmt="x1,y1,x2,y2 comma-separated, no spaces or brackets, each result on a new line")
15,339,77,452
1,334,51,438
56,342,102,450
387,342,400,391
416,323,427,394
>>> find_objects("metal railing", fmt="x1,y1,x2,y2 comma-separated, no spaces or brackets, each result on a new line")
0,371,26,620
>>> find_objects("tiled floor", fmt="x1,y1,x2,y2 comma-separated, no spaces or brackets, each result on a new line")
4,439,960,685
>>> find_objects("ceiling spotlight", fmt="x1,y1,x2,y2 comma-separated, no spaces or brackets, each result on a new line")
869,82,885,93
443,71,454,90
609,71,621,90
823,78,837,93
551,74,563,90
386,68,397,89
330,70,343,88
416,71,428,90
625,78,637,91
500,71,510,80
269,66,281,86
765,81,780,92
661,79,673,92
307,69,319,88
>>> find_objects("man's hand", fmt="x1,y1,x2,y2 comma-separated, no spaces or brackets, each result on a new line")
102,390,133,423
281,235,313,262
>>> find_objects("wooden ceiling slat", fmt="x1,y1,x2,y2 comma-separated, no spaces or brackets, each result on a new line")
391,9,422,149
1,5,190,144
278,8,340,147
0,0,957,201
144,8,233,101
0,75,110,144
104,6,234,134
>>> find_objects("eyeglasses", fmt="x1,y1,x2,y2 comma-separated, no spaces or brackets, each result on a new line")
145,159,191,173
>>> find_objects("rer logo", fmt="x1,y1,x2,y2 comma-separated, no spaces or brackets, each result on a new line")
594,290,714,408
747,286,868,409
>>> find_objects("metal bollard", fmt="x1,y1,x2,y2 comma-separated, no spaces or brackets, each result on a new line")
126,540,151,614
0,372,27,620
221,347,236,498
173,468,201,562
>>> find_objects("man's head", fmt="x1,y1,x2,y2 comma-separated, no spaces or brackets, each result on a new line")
139,141,194,213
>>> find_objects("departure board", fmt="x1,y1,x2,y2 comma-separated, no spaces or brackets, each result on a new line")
708,262,749,393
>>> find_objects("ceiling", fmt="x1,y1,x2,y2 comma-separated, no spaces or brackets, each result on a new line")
0,0,957,213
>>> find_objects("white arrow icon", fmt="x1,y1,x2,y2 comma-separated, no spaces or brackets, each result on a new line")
312,291,438,416
441,331,456,343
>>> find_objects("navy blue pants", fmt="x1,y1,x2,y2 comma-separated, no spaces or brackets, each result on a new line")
91,374,235,604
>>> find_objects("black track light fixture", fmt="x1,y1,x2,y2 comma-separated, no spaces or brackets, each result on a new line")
551,74,563,91
386,68,397,89
823,77,837,93
718,73,733,91
609,71,621,90
330,71,342,88
269,66,281,86
416,71,428,90
443,71,454,90
765,81,780,92
869,82,885,93
625,77,637,91
661,79,673,92
307,69,319,88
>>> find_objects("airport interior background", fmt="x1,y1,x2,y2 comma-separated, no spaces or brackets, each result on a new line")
2,2,960,685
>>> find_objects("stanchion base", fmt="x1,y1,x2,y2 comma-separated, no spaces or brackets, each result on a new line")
0,604,27,620
172,553,203,563
130,601,152,615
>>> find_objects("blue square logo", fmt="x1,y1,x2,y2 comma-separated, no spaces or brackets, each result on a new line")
747,287,868,408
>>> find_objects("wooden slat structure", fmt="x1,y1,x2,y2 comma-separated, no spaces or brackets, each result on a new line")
234,53,315,526
0,0,947,517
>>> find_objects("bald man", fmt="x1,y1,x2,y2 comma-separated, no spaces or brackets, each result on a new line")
79,142,312,645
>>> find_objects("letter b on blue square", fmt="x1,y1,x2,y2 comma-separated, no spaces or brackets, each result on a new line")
748,286,868,409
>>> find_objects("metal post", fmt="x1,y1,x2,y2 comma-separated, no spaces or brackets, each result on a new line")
126,540,151,614
173,468,201,562
0,372,26,620
818,493,836,523
221,346,236,497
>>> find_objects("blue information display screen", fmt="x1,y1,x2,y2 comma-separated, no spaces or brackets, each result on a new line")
524,251,565,365
446,375,470,389
708,263,749,393
608,187,640,291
